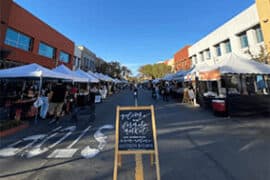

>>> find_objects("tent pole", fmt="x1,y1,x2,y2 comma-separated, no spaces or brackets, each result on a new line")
35,76,43,124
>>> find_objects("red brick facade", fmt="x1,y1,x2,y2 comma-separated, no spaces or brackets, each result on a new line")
174,46,191,71
0,0,74,69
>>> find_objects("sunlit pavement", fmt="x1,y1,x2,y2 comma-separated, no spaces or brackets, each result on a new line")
0,89,270,180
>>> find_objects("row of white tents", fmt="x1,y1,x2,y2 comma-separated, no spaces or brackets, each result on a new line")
0,63,126,84
160,53,270,82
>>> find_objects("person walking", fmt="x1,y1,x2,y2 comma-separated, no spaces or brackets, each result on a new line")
165,83,170,102
155,84,160,100
39,83,50,120
48,81,67,123
89,85,98,122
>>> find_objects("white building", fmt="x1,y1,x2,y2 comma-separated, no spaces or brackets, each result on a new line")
77,45,97,72
73,46,82,70
189,4,265,66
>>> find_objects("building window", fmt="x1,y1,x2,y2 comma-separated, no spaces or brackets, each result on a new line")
239,32,249,48
193,56,197,64
206,49,211,59
4,28,32,51
38,42,55,59
215,44,221,56
224,40,232,53
59,51,70,63
255,27,264,43
200,52,204,62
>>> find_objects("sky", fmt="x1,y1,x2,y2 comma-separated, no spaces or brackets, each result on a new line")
14,0,255,75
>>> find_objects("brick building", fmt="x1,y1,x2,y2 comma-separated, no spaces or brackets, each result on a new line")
174,45,191,71
0,0,74,69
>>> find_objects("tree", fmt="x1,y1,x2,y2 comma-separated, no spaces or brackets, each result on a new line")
245,45,270,64
139,63,171,79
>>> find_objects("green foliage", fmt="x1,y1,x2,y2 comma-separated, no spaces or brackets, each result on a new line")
139,63,172,79
96,61,132,79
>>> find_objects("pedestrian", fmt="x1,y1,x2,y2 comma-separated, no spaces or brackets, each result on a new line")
89,85,98,121
39,83,50,120
161,83,166,101
165,83,170,101
48,80,67,123
188,86,195,105
155,84,160,100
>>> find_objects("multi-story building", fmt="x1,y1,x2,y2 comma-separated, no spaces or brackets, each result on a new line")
164,58,175,72
77,45,96,72
95,57,106,72
0,0,74,69
256,0,270,54
189,3,267,66
73,46,82,70
174,46,191,71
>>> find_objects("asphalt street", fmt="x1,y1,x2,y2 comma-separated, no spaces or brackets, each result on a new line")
0,89,270,180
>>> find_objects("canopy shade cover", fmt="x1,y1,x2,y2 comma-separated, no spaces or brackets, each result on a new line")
52,65,89,83
0,63,72,80
162,73,175,81
185,54,270,81
75,69,99,83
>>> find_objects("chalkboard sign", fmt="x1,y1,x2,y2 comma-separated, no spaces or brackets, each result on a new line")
118,109,154,151
114,105,160,180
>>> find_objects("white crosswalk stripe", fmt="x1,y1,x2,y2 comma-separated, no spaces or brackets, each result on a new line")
0,124,113,159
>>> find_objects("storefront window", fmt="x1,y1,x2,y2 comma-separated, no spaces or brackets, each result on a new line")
38,42,55,59
4,28,32,51
59,51,70,63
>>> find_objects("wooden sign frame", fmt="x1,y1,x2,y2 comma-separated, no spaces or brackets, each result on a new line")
113,105,160,180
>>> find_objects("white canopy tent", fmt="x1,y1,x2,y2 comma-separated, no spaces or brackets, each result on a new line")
94,73,111,82
88,71,100,80
162,73,175,81
75,69,99,83
52,65,88,83
0,63,72,80
152,78,161,84
185,54,270,81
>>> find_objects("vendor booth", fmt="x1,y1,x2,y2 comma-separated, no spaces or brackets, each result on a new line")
186,54,270,116
0,63,72,121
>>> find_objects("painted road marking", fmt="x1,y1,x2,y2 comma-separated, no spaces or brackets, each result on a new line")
48,125,92,158
47,126,76,158
94,125,114,150
48,126,76,149
81,124,114,159
0,134,46,157
49,119,57,124
25,133,58,158
23,126,62,158
67,125,92,149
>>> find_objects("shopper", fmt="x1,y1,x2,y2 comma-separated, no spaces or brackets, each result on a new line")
48,81,67,123
89,85,98,121
39,83,50,120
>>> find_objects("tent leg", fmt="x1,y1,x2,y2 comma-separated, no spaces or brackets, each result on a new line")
35,76,43,124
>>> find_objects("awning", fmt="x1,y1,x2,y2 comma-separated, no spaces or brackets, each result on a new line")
52,65,89,83
185,53,270,81
75,69,99,83
0,63,72,80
